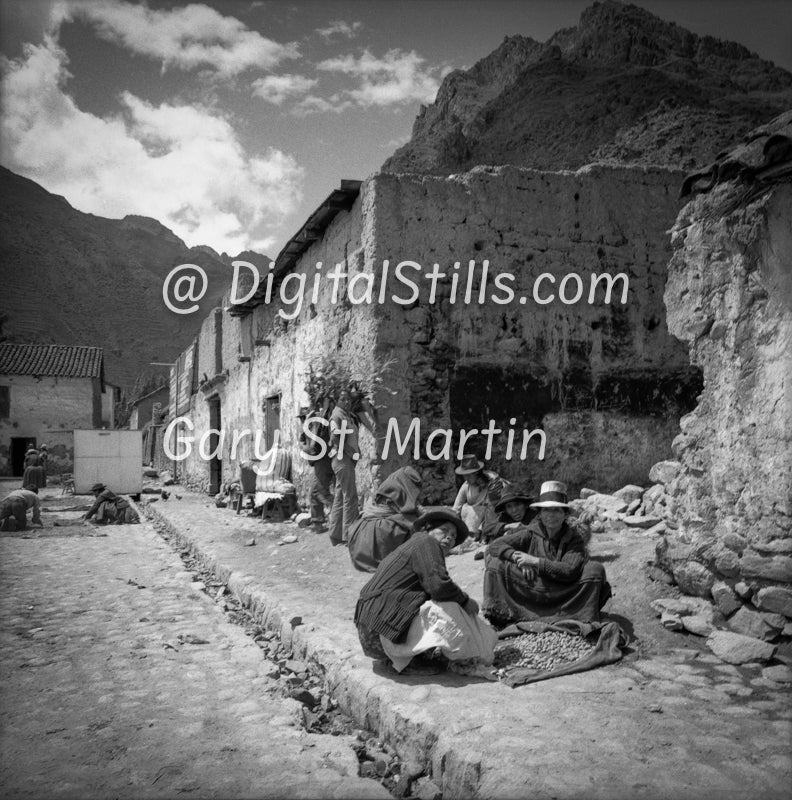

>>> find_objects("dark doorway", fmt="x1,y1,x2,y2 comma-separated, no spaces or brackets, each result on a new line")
263,394,281,450
11,437,34,476
208,397,222,495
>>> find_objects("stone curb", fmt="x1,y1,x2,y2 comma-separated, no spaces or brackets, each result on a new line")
141,502,479,796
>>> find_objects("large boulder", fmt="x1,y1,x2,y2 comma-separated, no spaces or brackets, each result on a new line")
727,606,781,641
710,581,741,617
755,586,792,617
613,485,644,504
581,493,628,515
648,460,681,486
672,561,716,598
706,630,777,665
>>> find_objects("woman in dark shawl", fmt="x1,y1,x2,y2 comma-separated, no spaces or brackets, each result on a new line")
347,465,424,572
479,485,535,544
21,454,47,491
482,480,611,626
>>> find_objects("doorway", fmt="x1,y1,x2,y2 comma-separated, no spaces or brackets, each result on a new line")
207,396,222,495
11,437,34,476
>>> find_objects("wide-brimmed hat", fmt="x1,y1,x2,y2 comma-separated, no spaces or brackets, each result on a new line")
495,486,535,513
455,454,484,475
90,482,106,493
530,480,570,509
413,507,469,547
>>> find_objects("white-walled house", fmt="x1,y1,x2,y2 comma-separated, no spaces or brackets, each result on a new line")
0,343,114,475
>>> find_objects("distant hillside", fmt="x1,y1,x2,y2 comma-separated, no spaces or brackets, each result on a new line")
383,0,792,175
0,166,269,391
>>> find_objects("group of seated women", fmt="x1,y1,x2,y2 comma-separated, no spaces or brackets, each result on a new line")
352,464,612,676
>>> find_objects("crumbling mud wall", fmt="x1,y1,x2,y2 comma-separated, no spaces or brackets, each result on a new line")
663,179,792,611
370,165,701,498
174,191,382,503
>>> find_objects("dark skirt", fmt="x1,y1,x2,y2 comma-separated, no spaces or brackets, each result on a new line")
21,466,46,490
483,557,611,625
356,622,390,661
347,515,413,572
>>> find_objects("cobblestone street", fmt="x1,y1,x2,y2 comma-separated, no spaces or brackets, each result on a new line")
0,508,389,800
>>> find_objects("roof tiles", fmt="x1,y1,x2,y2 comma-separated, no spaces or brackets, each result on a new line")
0,343,104,379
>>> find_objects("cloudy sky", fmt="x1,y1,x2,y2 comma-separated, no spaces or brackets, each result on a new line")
1,0,790,257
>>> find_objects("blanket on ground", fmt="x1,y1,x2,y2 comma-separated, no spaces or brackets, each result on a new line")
496,618,627,687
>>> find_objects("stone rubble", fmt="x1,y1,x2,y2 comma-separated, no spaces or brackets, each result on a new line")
569,464,791,667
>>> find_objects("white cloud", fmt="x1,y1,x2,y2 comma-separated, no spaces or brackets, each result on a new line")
251,73,317,105
63,0,298,76
0,37,303,254
292,93,353,117
316,20,362,41
316,48,441,107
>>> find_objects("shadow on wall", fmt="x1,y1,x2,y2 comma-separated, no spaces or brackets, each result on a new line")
449,364,703,493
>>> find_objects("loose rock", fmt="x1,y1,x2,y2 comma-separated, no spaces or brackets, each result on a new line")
755,586,792,617
706,630,777,665
649,460,681,485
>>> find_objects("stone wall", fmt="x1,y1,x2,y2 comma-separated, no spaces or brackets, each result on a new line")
170,162,708,510
663,180,792,604
370,165,701,499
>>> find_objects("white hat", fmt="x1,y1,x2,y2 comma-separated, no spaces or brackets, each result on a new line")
530,480,570,509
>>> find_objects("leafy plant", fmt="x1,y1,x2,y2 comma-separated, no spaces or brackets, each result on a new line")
303,351,399,416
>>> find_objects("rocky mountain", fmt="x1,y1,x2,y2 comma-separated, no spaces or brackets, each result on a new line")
383,0,792,175
0,166,267,392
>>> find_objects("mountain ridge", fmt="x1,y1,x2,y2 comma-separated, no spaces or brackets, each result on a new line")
382,0,792,175
0,166,268,393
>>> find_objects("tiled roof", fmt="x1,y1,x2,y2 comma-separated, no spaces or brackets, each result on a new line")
0,343,104,379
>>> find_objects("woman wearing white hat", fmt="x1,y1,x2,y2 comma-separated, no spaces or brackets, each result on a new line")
482,481,611,626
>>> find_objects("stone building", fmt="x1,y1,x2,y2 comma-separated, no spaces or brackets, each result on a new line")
0,343,116,475
167,163,701,503
657,112,792,625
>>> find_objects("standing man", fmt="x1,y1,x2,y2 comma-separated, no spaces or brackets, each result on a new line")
0,485,43,532
298,401,335,533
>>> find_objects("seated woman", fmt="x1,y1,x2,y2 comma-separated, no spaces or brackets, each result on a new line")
82,483,140,525
482,481,611,627
452,455,497,541
355,508,497,675
479,484,535,544
347,465,424,572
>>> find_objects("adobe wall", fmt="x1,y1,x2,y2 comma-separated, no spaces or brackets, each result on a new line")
663,181,792,595
175,190,382,501
0,375,96,475
368,165,701,499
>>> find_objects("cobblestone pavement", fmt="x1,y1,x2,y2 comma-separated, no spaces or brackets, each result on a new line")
0,507,390,800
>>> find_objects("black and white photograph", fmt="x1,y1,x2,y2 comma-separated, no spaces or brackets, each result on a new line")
0,0,790,797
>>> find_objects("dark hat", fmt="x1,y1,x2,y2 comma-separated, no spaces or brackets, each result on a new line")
530,480,570,509
494,486,534,513
90,482,106,493
413,507,469,547
455,454,484,475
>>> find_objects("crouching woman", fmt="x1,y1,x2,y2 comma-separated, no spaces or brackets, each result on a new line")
83,483,140,525
482,481,611,627
354,508,497,675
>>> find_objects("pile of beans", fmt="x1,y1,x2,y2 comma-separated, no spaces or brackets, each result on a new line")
494,630,595,673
